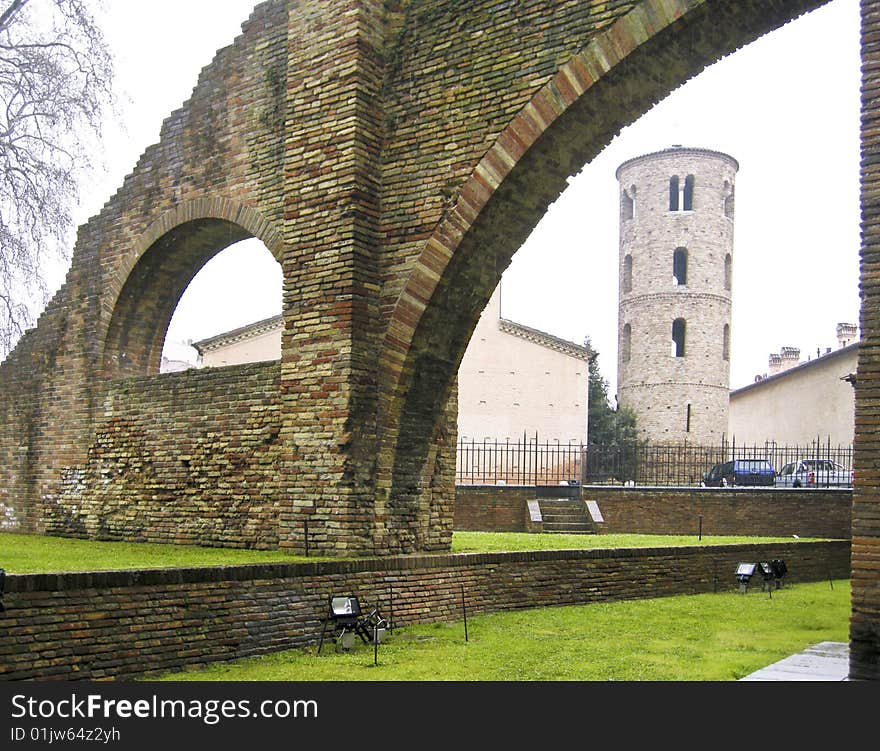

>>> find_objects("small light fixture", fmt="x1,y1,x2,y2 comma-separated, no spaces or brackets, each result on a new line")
757,562,776,592
735,562,756,593
770,559,787,589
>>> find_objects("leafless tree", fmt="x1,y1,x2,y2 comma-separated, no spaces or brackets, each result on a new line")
0,0,113,358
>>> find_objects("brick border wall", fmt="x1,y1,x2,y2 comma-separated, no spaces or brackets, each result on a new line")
0,541,850,681
455,485,853,539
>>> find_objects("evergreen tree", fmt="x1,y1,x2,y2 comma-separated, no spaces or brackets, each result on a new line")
584,337,638,446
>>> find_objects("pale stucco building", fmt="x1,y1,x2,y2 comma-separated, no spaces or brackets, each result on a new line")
456,287,589,444
728,324,858,447
191,285,590,445
192,315,283,367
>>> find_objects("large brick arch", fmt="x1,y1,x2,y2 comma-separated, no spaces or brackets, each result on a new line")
101,199,284,378
377,0,828,528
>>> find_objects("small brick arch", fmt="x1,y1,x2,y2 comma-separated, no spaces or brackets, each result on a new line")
101,199,284,378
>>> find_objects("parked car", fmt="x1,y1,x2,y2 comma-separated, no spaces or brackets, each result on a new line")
774,459,852,488
702,459,776,487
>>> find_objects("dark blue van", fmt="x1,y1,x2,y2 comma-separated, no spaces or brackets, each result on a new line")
702,459,776,487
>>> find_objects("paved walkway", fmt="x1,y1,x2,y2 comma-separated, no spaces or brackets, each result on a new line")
740,641,850,681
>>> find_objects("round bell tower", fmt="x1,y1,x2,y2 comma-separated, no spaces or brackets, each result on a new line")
615,146,738,444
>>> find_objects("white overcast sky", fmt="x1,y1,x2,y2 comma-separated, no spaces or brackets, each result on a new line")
67,0,861,391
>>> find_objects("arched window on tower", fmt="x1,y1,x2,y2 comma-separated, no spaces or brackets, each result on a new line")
673,248,688,286
683,175,694,211
623,254,633,293
723,181,735,219
622,323,632,362
622,187,635,221
723,324,730,361
669,175,679,211
672,318,686,357
724,254,732,291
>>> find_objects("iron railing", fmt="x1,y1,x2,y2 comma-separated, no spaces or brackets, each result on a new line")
454,435,853,487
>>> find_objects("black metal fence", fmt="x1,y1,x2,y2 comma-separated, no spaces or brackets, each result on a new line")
454,435,854,487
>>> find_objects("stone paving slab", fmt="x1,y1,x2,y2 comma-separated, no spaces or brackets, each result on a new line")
740,641,850,681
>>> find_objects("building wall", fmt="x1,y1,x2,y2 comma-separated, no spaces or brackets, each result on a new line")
195,287,590,445
616,147,737,444
456,288,588,444
0,539,850,680
198,320,282,368
729,345,857,446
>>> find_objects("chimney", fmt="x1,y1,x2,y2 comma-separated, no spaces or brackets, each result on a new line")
837,322,858,348
780,347,800,372
768,353,782,375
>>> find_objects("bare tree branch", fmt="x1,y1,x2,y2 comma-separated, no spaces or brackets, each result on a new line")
0,0,114,358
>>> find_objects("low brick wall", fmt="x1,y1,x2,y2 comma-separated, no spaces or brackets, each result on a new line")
0,541,850,681
452,486,536,532
455,485,852,539
44,362,284,549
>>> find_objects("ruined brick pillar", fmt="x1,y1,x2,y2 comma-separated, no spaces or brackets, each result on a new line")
278,0,386,555
851,0,880,681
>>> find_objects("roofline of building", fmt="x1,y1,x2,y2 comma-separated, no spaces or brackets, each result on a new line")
192,313,283,354
615,145,739,180
498,318,591,360
191,311,590,362
731,342,860,397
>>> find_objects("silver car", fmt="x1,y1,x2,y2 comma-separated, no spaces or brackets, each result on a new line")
774,459,852,488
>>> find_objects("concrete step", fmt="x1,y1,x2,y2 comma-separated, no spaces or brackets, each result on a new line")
536,497,596,534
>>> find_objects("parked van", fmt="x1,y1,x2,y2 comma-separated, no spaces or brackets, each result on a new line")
702,459,776,487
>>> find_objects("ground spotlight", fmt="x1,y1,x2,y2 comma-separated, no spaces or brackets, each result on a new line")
735,562,756,593
770,559,787,588
757,562,776,593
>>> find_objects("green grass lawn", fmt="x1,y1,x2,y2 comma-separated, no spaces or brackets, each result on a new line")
1,531,846,682
150,580,850,681
0,530,815,573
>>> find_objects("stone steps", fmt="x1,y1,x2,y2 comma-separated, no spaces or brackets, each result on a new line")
537,497,596,534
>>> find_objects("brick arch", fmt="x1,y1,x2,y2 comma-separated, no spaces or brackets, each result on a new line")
101,199,284,378
378,0,828,505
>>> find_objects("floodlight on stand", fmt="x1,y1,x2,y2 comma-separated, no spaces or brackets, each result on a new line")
757,562,776,595
770,559,787,589
735,562,756,593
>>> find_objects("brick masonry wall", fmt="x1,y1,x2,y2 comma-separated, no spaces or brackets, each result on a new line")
853,0,880,681
0,541,850,681
453,486,535,532
455,485,852,539
0,0,832,560
42,362,283,549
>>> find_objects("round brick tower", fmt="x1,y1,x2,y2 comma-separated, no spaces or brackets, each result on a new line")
615,146,738,444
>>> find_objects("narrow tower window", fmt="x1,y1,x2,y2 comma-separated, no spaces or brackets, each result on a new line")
623,254,633,293
622,323,632,362
723,324,730,361
622,188,634,221
724,181,735,219
724,254,732,291
669,175,679,211
683,175,694,210
673,248,688,286
672,318,686,357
